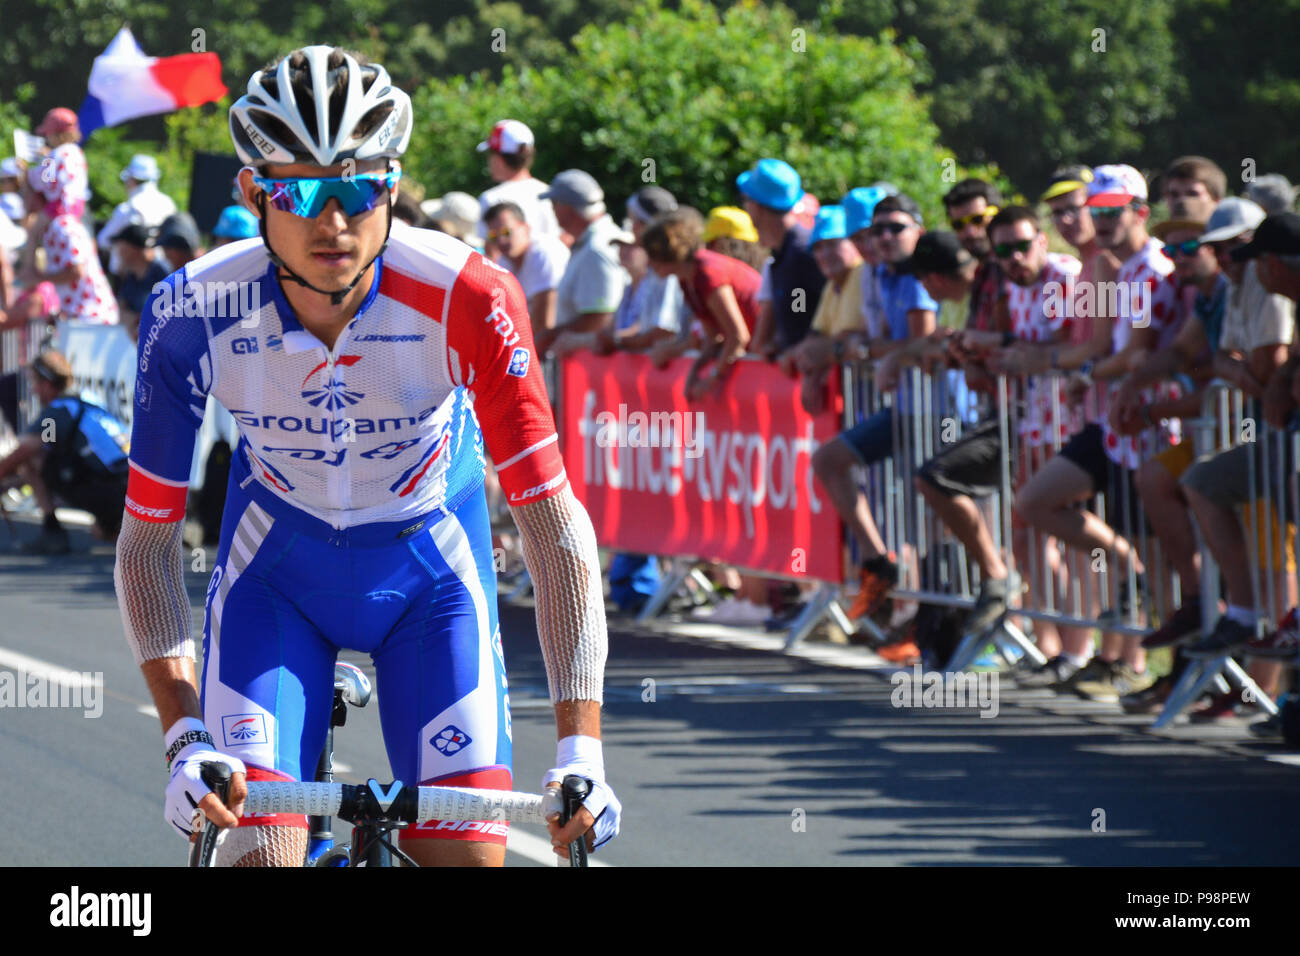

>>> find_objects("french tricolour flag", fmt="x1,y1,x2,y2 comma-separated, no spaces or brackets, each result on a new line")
78,27,227,137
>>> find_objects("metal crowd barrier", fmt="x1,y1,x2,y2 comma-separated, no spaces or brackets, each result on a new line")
0,317,53,445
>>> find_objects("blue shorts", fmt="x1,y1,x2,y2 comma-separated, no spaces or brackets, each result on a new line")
840,408,897,465
200,476,513,844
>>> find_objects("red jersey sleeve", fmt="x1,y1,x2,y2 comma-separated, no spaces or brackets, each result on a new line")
445,252,567,505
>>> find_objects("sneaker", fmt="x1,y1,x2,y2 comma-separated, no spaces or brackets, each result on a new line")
1119,672,1178,714
705,598,771,627
964,575,1012,636
1074,661,1151,700
1189,691,1255,723
1141,599,1203,649
1050,656,1110,692
1245,608,1300,660
1247,713,1284,739
20,527,70,555
1016,655,1081,688
877,640,921,665
845,555,899,621
1184,615,1257,658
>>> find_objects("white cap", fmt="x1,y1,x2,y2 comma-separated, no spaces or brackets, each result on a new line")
1085,164,1149,206
476,119,535,155
1198,197,1268,244
120,154,161,183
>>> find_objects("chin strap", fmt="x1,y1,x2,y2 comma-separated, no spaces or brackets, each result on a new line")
256,190,395,307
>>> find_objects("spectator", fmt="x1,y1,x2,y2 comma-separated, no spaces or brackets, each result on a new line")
419,191,482,248
789,206,864,412
476,119,561,241
97,154,178,276
737,159,826,359
157,212,205,272
942,178,1007,335
391,190,427,227
30,108,88,217
0,157,25,225
0,350,129,553
1160,155,1226,221
485,200,570,336
842,185,888,345
810,192,938,630
702,206,767,271
22,167,117,324
534,170,628,355
1245,174,1296,216
111,223,169,342
641,207,760,400
998,165,1177,699
597,187,688,354
212,204,259,247
1181,213,1300,660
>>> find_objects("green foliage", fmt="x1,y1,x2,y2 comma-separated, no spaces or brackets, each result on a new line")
0,83,36,164
408,0,1001,224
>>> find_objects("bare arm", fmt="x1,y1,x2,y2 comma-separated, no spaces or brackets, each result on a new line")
528,289,558,334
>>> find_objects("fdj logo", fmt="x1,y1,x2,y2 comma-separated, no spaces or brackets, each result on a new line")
507,347,529,378
232,337,259,354
301,355,364,410
431,725,472,756
482,307,520,347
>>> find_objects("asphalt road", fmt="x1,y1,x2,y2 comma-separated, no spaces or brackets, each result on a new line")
2,515,1299,867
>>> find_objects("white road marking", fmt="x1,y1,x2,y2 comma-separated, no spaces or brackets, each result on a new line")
0,646,102,689
137,704,159,718
506,826,610,867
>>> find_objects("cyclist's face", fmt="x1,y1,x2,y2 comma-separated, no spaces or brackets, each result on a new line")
241,159,397,295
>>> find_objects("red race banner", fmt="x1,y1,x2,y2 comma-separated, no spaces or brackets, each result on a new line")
558,352,844,583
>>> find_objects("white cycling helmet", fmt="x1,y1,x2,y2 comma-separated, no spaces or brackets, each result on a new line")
229,46,412,167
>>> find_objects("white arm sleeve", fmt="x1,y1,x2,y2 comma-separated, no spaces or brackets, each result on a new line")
114,512,196,665
511,483,607,703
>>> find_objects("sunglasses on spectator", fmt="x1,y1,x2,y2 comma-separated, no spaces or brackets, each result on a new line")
993,238,1034,258
1050,203,1088,222
949,205,998,229
870,221,911,236
253,170,401,219
486,227,514,241
1089,205,1131,220
1162,239,1202,259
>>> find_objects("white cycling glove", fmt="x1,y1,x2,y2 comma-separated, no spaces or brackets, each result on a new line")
163,717,246,839
542,734,621,852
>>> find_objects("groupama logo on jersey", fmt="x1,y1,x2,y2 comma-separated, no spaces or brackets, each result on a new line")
301,355,365,410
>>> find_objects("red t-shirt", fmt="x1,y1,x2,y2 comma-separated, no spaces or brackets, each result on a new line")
682,248,761,336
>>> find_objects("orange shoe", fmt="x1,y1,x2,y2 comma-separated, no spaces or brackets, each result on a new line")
845,554,899,621
877,640,921,664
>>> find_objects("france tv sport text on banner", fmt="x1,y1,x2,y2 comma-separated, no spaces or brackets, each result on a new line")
560,352,844,583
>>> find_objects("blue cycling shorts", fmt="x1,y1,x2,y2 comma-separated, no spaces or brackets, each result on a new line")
200,475,513,845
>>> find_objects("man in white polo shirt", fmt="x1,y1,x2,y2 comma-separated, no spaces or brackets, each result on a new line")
476,119,560,241
484,199,570,335
534,170,628,356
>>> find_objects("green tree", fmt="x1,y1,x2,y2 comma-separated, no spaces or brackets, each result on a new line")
408,0,999,224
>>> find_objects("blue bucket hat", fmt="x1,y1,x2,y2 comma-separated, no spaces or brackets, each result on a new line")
809,205,848,245
736,158,804,213
213,204,259,240
842,187,888,235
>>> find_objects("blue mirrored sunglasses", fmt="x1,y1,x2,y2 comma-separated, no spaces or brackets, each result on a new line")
253,170,401,219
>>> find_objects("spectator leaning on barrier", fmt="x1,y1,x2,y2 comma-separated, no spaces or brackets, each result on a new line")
641,206,761,400
111,222,170,342
702,205,767,271
97,154,178,277
942,179,1008,334
534,170,628,356
1180,213,1300,661
1245,173,1297,216
476,119,560,242
157,212,205,273
0,350,130,554
22,166,118,325
485,200,571,338
842,186,888,343
211,204,259,247
787,205,863,413
996,165,1177,699
596,186,686,355
809,192,938,628
738,159,825,360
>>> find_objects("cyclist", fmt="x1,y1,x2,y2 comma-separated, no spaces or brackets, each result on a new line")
114,46,618,866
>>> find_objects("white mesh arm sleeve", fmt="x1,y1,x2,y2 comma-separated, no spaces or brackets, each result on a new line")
511,483,607,703
114,512,196,666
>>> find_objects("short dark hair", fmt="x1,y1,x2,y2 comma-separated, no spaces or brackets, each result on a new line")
942,178,1003,210
484,201,527,225
392,190,425,227
871,194,923,226
31,350,72,391
987,205,1040,236
641,207,704,264
1163,156,1227,201
493,144,534,173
